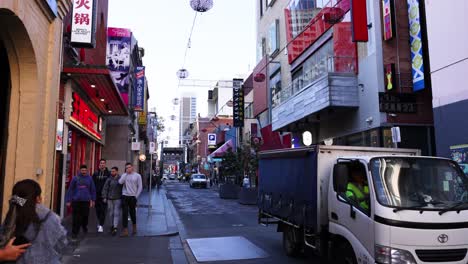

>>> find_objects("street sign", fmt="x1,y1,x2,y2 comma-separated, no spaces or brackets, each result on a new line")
149,142,156,154
391,126,401,143
208,133,216,145
131,142,141,151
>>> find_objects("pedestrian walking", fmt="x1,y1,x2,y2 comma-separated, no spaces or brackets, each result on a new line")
66,165,96,239
92,159,110,233
119,162,142,237
1,179,67,264
102,167,123,236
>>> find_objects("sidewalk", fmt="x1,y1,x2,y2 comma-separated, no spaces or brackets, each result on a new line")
62,188,187,264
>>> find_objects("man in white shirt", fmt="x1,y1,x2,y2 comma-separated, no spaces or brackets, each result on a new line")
119,162,142,237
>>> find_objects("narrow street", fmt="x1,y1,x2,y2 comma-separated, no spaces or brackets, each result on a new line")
165,181,320,264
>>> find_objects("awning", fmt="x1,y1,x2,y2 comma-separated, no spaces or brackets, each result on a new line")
208,139,234,159
63,66,128,116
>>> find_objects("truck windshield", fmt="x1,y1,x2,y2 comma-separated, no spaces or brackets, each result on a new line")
370,157,468,210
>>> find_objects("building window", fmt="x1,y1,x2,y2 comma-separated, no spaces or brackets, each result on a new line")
286,0,318,38
270,70,282,108
245,103,254,119
268,20,280,56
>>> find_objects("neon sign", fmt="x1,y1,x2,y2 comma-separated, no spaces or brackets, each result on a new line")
71,92,102,140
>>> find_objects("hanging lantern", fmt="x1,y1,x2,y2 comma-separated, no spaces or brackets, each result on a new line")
254,73,266,82
173,98,180,105
170,115,177,121
176,68,189,79
190,0,213,12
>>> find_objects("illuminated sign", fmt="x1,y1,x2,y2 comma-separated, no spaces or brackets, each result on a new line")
71,0,97,48
71,92,102,140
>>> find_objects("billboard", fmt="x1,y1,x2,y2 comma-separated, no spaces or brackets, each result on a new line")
407,0,425,91
107,27,132,105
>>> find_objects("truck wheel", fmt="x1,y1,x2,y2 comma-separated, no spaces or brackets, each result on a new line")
335,242,357,264
283,226,303,257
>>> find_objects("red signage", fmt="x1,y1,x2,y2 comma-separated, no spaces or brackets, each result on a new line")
351,0,369,42
71,92,101,140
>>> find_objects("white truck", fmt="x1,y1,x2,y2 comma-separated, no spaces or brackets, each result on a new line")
258,145,468,263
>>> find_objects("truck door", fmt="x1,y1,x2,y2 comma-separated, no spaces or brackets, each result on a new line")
330,161,374,264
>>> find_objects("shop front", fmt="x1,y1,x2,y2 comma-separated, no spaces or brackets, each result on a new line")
55,66,128,216
66,91,104,185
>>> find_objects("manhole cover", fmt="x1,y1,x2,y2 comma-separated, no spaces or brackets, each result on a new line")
186,236,268,262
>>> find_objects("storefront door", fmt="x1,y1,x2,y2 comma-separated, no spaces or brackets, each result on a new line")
0,39,11,214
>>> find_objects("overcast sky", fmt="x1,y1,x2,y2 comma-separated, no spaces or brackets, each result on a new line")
108,0,257,146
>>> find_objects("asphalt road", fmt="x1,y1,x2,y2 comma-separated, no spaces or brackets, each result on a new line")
165,181,320,264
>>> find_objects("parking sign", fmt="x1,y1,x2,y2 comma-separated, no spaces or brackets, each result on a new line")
208,134,216,145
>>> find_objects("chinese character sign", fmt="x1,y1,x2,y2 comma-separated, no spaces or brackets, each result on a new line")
232,78,244,127
71,0,96,47
71,92,101,140
134,66,145,112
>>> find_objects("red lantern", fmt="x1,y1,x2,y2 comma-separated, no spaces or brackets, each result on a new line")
253,73,266,82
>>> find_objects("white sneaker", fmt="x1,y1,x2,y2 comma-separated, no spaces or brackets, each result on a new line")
97,225,103,233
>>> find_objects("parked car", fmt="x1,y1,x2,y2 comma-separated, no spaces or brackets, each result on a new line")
189,174,208,188
168,174,177,180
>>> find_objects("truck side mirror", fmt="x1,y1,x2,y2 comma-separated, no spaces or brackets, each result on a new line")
333,163,349,194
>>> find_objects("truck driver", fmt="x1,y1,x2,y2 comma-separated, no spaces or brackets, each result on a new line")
346,168,370,210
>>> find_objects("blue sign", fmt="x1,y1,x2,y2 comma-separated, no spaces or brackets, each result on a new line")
407,0,425,91
45,0,58,17
134,66,145,111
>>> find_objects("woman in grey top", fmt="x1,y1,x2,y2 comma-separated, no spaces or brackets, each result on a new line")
102,167,123,236
1,179,67,264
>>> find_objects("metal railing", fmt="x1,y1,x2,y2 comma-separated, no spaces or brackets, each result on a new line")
272,56,356,108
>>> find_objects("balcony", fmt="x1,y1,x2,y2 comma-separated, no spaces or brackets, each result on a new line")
272,56,358,131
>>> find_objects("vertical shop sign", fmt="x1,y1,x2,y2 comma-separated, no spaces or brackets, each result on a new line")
407,0,425,91
232,79,244,127
71,0,97,47
384,64,395,90
450,144,468,176
134,66,145,112
56,119,64,151
107,28,132,105
382,0,394,40
351,0,369,42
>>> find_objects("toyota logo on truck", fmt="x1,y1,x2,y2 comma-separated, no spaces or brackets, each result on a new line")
438,234,448,243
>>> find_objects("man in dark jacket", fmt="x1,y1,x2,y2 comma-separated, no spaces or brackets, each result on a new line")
66,165,96,239
92,159,110,233
102,167,123,236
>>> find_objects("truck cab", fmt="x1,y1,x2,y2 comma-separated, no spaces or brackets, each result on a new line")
329,156,468,264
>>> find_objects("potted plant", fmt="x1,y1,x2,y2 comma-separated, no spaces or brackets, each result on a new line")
219,149,241,199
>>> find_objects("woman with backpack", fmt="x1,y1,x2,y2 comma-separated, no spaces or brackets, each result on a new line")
0,179,67,263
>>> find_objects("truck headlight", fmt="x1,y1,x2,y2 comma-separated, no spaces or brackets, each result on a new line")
375,245,417,264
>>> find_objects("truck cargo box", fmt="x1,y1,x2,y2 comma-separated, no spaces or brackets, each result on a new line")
258,145,420,233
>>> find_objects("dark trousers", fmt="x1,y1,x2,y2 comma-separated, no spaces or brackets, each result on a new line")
121,195,137,228
72,201,90,235
95,196,107,226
